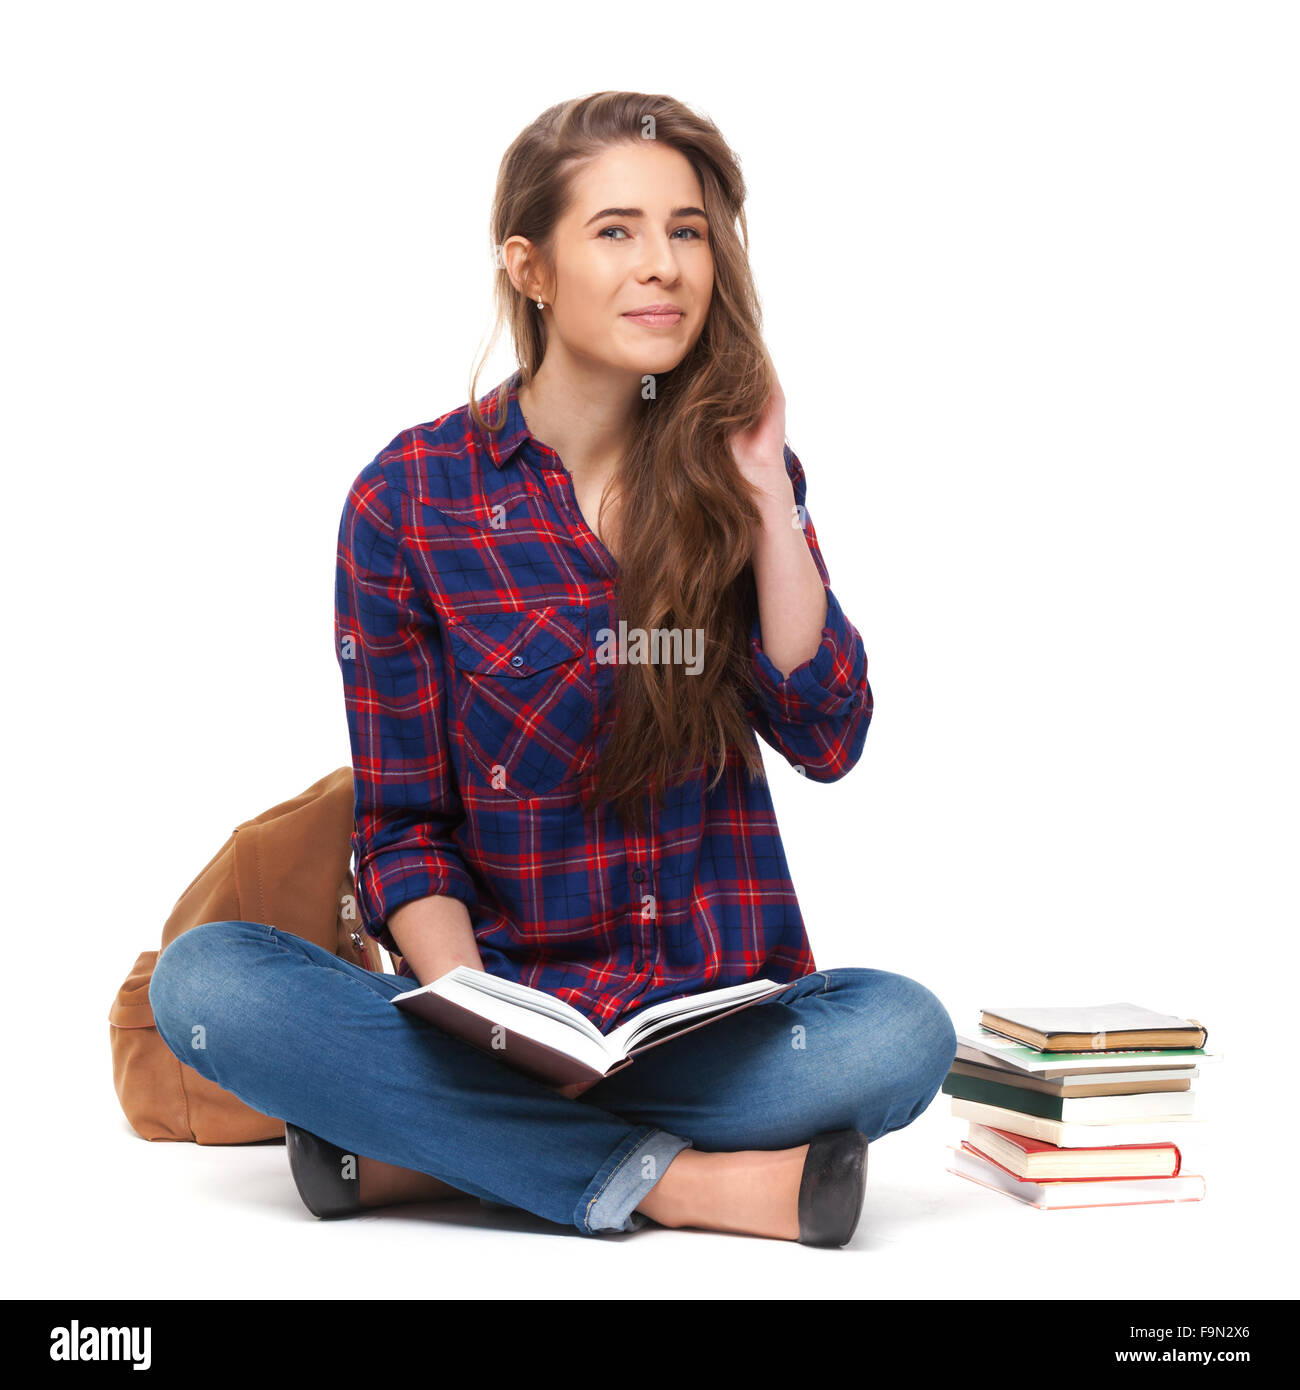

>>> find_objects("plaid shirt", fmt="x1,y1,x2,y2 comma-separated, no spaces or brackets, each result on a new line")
334,370,873,1032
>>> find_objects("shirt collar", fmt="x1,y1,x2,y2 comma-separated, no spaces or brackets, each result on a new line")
477,368,534,471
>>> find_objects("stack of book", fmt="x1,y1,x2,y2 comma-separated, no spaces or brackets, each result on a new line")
943,1002,1215,1210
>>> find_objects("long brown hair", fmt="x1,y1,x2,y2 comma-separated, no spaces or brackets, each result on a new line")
468,91,778,831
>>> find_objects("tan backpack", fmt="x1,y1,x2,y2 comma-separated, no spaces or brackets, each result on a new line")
109,767,397,1144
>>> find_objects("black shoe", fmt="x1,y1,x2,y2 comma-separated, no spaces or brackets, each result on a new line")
284,1122,361,1219
797,1128,869,1247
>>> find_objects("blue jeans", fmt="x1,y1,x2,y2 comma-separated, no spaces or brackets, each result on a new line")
149,921,957,1235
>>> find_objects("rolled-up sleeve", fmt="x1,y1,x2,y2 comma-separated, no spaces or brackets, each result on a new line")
334,462,478,956
744,446,873,781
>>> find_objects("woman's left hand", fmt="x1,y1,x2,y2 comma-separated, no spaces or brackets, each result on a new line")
728,376,793,506
554,1078,600,1099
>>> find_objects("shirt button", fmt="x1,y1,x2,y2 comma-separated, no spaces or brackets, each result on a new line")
632,958,646,972
631,868,646,882
510,654,524,667
851,690,863,705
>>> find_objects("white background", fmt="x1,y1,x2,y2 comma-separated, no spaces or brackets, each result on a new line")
4,1,1296,1303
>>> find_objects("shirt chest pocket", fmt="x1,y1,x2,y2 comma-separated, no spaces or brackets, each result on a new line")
445,604,596,797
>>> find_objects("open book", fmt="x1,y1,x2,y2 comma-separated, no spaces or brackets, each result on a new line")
391,967,808,1086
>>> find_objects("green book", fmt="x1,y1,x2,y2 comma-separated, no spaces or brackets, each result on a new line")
958,1031,1214,1075
942,1070,1197,1123
943,1072,1067,1119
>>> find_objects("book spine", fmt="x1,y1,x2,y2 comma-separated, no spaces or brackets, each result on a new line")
943,1073,1063,1120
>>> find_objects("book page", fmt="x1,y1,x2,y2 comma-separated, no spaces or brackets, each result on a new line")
981,1003,1199,1033
444,967,607,1045
606,978,791,1054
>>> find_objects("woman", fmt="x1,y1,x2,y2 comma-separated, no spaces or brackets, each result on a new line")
149,91,956,1246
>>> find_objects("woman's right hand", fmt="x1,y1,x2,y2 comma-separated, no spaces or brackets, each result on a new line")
390,899,599,1097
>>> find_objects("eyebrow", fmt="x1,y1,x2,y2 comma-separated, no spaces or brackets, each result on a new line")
584,206,709,226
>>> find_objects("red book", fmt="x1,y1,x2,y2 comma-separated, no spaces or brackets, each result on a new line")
963,1123,1184,1181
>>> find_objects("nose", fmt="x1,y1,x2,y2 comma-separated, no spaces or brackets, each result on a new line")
634,230,682,286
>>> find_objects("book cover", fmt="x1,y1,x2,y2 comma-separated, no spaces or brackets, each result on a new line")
978,1003,1208,1053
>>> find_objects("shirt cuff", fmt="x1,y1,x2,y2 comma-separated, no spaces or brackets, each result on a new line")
747,584,866,724
355,844,479,958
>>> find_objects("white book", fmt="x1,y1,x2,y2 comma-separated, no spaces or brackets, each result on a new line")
945,1145,1207,1209
950,1097,1207,1149
1043,1068,1199,1086
1048,1091,1196,1122
391,966,808,1086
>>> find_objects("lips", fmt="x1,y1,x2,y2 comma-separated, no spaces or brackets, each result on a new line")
623,305,684,327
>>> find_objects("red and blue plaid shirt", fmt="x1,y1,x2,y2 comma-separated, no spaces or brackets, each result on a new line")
334,370,873,1032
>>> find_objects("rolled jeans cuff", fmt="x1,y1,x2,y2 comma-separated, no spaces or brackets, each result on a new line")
577,1125,693,1234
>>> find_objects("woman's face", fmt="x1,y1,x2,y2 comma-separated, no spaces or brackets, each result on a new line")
524,141,714,375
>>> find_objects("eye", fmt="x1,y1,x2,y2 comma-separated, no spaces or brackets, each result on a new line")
597,225,706,241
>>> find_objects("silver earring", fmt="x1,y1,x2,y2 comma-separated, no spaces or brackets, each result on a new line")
536,296,544,309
